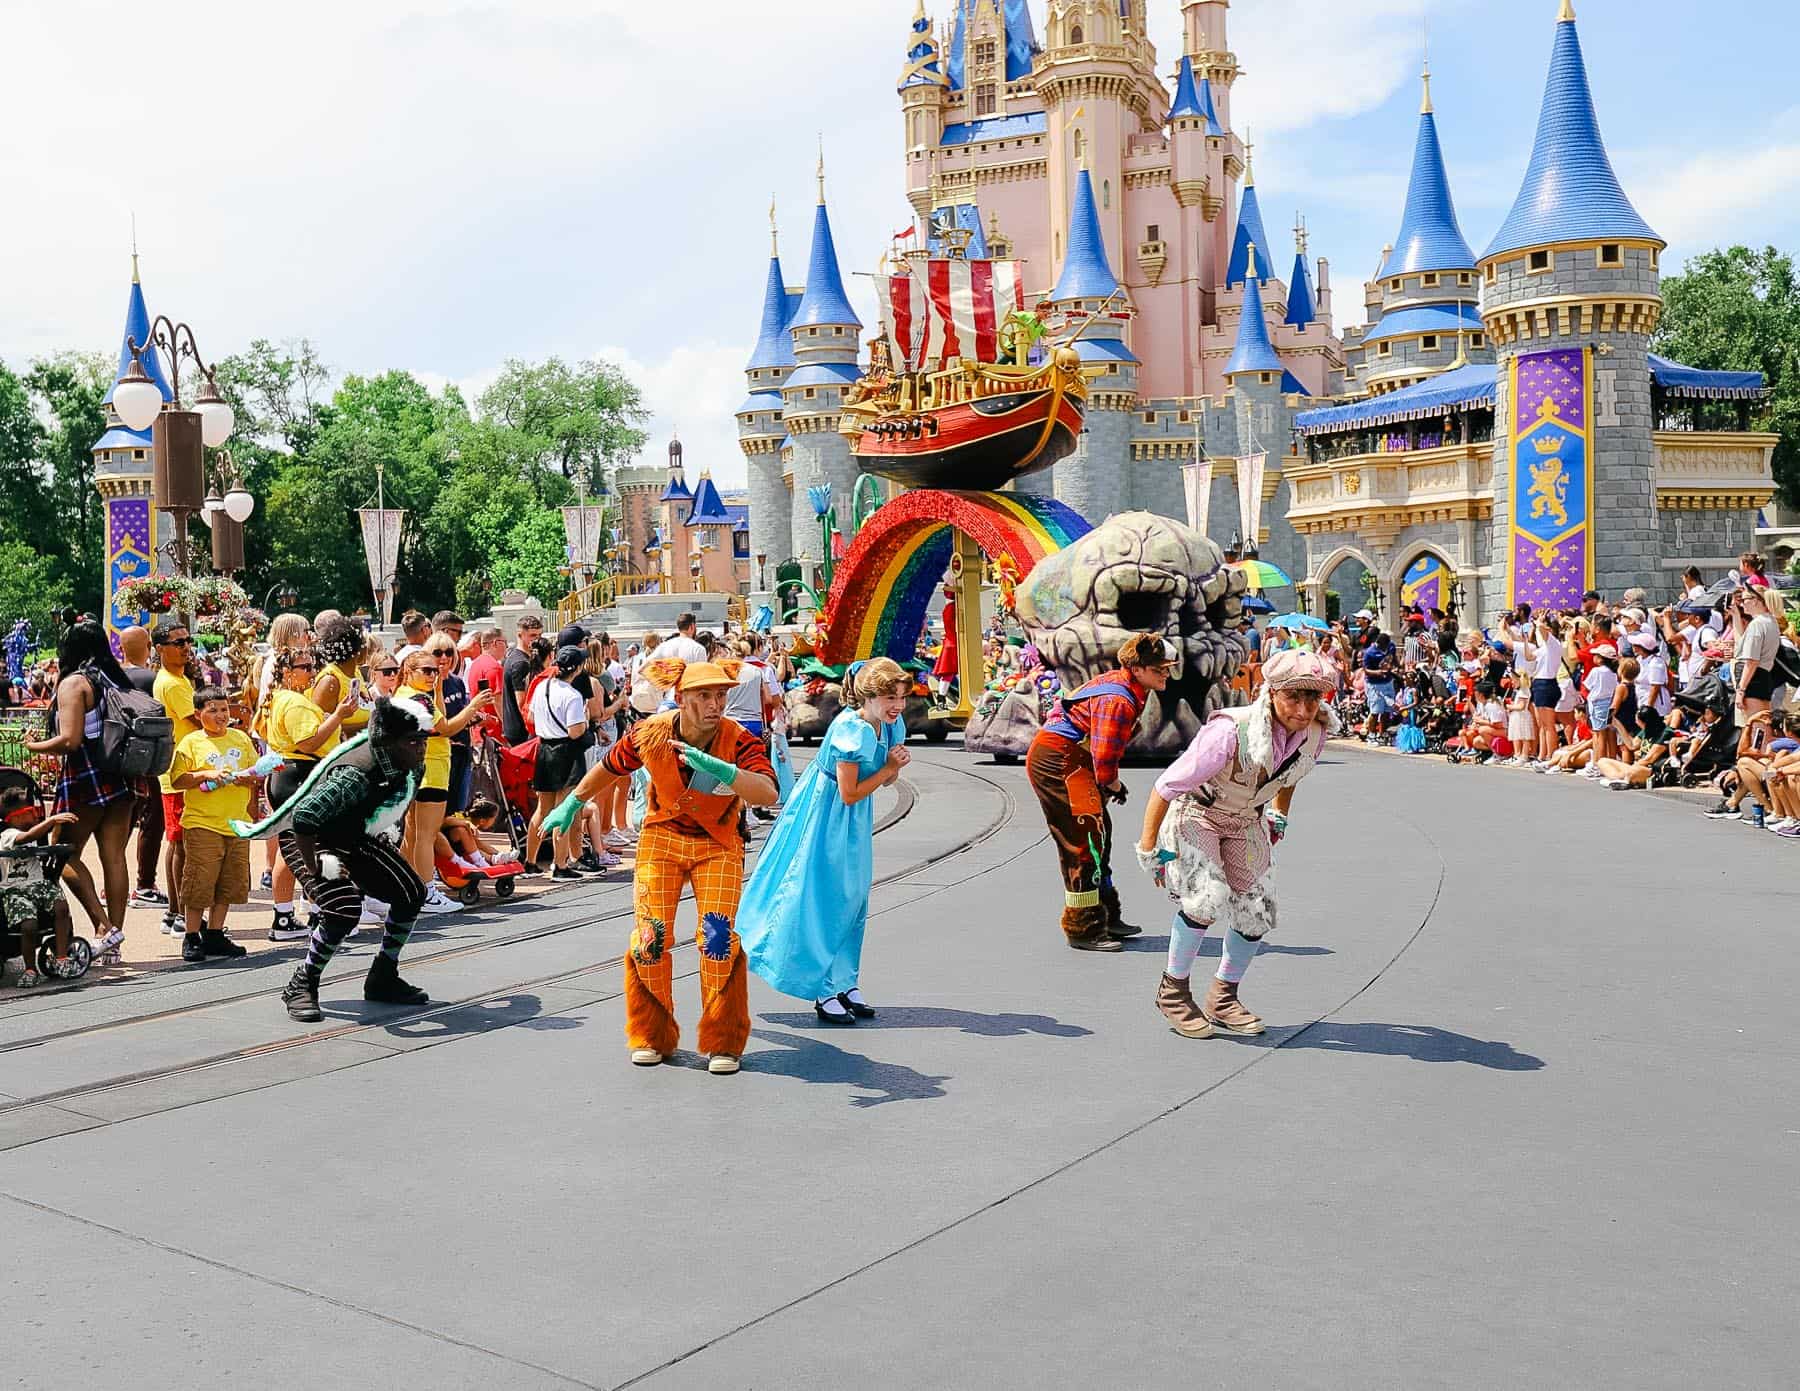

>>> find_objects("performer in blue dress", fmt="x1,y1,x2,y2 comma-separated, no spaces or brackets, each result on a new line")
739,657,911,1025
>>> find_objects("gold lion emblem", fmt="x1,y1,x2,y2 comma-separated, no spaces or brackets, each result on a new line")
1527,454,1569,531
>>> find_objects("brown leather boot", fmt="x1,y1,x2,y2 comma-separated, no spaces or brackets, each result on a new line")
1156,974,1214,1037
1202,977,1265,1035
1062,904,1122,952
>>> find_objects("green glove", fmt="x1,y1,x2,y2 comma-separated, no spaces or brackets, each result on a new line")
541,793,583,835
675,742,738,788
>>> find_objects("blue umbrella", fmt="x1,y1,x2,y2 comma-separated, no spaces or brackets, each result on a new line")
1240,594,1276,615
1270,612,1329,632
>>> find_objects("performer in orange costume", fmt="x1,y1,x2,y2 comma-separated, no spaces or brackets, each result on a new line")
544,659,778,1074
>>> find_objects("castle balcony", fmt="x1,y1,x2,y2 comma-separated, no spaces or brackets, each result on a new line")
1285,440,1495,548
1652,430,1778,512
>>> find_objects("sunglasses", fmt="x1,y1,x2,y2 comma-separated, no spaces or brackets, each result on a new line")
160,636,192,647
372,665,400,675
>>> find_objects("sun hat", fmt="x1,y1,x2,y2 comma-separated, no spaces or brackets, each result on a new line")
1590,643,1618,659
640,657,741,692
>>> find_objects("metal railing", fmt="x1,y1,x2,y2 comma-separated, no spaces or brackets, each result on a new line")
0,708,59,796
554,573,665,628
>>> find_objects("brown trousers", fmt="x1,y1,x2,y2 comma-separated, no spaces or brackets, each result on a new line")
1025,732,1120,941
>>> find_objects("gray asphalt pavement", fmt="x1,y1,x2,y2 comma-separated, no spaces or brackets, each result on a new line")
2,744,1794,1389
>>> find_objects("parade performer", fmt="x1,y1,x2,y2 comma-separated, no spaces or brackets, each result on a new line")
1136,648,1339,1038
232,696,437,1023
1026,633,1175,951
542,658,777,1074
738,657,910,1025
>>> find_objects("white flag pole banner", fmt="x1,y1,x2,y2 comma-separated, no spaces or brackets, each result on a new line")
357,509,406,628
1235,451,1267,545
1181,458,1212,536
562,506,606,567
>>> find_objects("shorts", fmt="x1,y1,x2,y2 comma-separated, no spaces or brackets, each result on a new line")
1365,681,1397,717
1530,678,1561,709
162,791,186,844
180,827,250,907
533,737,585,793
414,787,449,805
1743,667,1775,702
1,878,62,925
1587,699,1612,730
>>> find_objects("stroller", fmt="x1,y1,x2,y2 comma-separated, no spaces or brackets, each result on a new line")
469,731,529,856
0,767,94,982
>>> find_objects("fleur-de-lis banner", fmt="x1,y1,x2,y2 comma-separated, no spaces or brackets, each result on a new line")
107,497,155,642
1181,458,1212,536
1508,347,1593,609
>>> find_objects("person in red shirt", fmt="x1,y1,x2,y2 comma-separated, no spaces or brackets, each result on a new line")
1025,633,1174,951
543,658,777,1074
463,628,507,737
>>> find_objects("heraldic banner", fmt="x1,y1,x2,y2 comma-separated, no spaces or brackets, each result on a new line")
1400,553,1444,615
1507,346,1593,610
106,496,155,643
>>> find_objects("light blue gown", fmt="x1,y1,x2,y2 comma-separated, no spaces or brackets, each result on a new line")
739,708,906,1001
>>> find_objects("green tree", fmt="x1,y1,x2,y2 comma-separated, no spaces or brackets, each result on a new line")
25,352,110,613
1655,245,1800,506
0,539,72,635
476,357,649,502
0,364,51,540
488,508,571,606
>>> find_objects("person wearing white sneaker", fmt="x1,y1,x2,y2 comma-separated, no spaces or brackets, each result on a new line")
419,883,461,915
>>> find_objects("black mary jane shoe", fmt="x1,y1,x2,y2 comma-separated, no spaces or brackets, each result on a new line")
814,999,857,1026
837,991,876,1020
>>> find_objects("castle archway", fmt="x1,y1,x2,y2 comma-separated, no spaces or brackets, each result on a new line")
1391,544,1459,621
1312,544,1378,623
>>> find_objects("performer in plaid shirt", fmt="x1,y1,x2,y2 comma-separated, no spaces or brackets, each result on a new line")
1025,633,1175,951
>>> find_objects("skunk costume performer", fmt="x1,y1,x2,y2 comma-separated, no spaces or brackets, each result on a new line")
541,658,778,1074
232,696,435,1023
1025,633,1176,950
1135,649,1339,1037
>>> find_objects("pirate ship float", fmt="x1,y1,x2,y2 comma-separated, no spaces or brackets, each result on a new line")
839,216,1093,492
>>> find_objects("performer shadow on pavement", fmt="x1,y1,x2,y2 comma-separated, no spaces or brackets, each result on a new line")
1249,1021,1544,1070
734,1027,953,1107
318,991,586,1042
1119,934,1335,958
758,1006,1091,1039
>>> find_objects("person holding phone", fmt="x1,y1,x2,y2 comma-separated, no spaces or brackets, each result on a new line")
261,647,360,941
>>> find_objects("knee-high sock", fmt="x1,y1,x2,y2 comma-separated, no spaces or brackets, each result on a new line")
379,918,416,961
1216,928,1259,983
1166,911,1208,979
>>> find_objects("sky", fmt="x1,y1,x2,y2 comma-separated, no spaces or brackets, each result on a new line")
2,0,1795,494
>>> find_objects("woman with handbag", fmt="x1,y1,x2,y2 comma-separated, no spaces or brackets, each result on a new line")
526,645,591,879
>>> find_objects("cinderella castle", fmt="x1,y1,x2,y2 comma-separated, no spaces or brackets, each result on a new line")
740,0,1776,629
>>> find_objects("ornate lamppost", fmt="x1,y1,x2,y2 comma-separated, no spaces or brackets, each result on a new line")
110,318,235,585
201,448,255,573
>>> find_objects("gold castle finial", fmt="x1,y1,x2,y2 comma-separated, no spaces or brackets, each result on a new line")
1242,126,1254,186
131,211,139,284
769,194,778,255
816,135,826,203
1294,211,1308,258
1558,0,1576,20
1421,59,1433,113
1245,240,1259,282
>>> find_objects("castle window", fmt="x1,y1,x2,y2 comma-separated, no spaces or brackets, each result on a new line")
976,84,997,116
1072,128,1086,164
133,448,146,461
1423,272,1439,287
1459,272,1473,285
1598,243,1622,266
1389,279,1401,292
1528,249,1552,273
1378,341,1392,357
1421,334,1439,350
1260,372,1274,385
1146,223,1160,242
1484,262,1497,284
1472,333,1486,348
1070,24,1084,44
974,38,996,67
1650,248,1659,270
1102,180,1111,209
805,388,816,399
1143,411,1156,423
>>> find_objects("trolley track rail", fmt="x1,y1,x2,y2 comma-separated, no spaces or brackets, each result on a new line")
0,759,1023,1123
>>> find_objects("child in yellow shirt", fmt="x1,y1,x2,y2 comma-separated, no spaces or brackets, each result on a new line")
167,687,265,963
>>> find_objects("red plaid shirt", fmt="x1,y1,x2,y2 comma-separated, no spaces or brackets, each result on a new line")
1050,669,1148,786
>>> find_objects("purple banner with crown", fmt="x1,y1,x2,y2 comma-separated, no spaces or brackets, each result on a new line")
106,496,154,643
1508,347,1593,611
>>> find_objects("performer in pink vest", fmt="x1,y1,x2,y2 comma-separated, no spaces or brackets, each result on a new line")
1135,649,1340,1037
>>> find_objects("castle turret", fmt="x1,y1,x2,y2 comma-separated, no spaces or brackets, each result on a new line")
1354,62,1487,395
781,159,863,569
1167,55,1223,213
1041,166,1136,518
1223,150,1275,288
738,209,795,581
899,1,948,217
93,255,174,643
1479,0,1665,611
1285,219,1318,331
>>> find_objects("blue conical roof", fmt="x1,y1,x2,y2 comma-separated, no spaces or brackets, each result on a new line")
790,199,861,330
103,269,173,407
1482,11,1659,260
1225,184,1276,288
660,472,692,502
1225,259,1284,377
1380,105,1476,277
746,254,796,371
1285,249,1317,329
1048,169,1119,302
1168,59,1225,136
946,0,1038,90
899,4,944,90
686,474,734,526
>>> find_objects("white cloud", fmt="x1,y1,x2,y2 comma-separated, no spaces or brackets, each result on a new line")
1624,137,1800,265
591,341,752,491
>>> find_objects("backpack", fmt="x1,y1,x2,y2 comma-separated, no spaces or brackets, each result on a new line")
1771,640,1800,690
86,666,174,780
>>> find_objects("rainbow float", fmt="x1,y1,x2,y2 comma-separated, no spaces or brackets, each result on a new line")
817,491,1091,702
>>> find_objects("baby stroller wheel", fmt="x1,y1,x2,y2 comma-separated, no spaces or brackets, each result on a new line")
37,937,94,979
458,881,482,906
493,877,516,900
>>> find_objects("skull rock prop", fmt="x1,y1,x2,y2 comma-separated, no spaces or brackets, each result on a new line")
1014,511,1249,757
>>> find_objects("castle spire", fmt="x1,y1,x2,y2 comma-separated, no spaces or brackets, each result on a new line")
1286,215,1317,330
104,256,172,409
1225,169,1275,288
790,170,862,330
1379,69,1476,278
1224,249,1285,378
746,238,796,371
1420,57,1433,114
1482,1,1660,261
1048,167,1119,302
